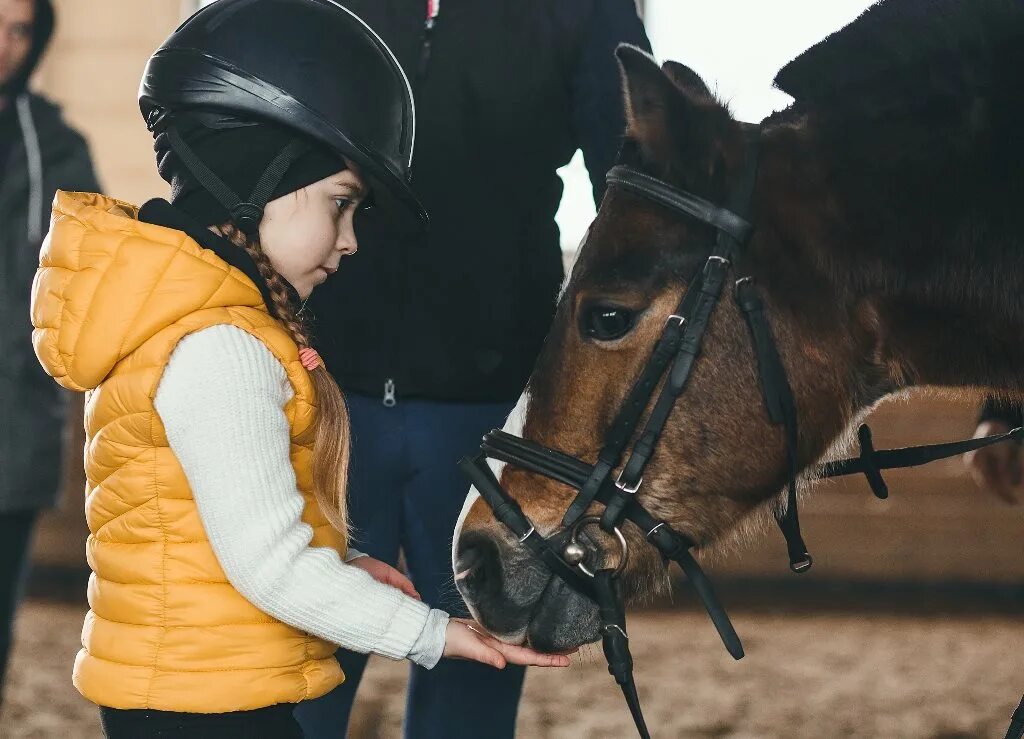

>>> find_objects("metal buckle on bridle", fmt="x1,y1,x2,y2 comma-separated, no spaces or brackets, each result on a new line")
562,516,629,578
665,314,685,329
517,525,536,544
614,472,643,494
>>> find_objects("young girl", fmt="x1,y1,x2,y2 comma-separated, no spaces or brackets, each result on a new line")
29,2,567,737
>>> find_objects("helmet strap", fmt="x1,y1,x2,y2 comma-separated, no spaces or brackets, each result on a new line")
165,123,310,237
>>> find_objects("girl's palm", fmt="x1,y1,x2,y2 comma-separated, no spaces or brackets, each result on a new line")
443,618,573,669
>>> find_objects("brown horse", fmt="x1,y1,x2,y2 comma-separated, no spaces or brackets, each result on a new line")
453,0,1024,651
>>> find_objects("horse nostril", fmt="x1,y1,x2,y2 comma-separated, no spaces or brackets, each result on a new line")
454,531,503,600
455,542,484,579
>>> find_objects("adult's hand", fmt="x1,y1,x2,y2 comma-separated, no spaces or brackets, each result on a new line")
964,420,1024,505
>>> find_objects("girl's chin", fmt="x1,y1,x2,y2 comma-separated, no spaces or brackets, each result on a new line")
299,272,327,299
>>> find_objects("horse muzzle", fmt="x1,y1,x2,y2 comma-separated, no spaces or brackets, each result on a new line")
453,510,604,650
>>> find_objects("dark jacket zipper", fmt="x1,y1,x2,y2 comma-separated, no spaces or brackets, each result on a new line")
386,1,441,408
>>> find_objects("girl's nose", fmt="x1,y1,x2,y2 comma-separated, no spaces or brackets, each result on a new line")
337,226,358,256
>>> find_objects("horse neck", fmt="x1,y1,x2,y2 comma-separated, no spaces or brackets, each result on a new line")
761,116,1024,395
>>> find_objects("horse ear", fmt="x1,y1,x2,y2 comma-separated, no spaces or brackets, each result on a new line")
617,45,680,162
661,60,713,100
617,45,732,184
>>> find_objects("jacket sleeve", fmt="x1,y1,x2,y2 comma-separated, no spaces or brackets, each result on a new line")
59,129,101,194
39,127,101,248
570,0,651,204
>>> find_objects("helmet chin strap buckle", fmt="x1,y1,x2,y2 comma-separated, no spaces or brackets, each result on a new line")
230,202,263,237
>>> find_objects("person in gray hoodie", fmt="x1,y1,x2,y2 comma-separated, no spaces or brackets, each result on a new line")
0,0,99,702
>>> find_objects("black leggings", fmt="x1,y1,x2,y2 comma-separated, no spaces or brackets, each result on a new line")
99,704,303,738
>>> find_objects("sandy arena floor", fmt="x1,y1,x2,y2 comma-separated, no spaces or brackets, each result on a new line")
1,599,1021,738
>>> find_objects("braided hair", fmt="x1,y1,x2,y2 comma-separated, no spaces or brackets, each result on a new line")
219,223,350,537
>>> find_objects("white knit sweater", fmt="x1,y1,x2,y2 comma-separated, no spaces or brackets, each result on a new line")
153,324,449,669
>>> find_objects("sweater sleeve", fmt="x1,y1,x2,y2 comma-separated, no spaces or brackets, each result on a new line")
153,324,449,668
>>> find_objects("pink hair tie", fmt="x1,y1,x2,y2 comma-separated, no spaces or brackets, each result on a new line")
299,347,324,372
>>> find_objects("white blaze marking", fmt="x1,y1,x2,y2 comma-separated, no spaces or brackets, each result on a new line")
452,390,530,573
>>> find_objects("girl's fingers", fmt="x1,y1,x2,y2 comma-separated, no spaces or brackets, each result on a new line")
487,638,571,667
443,620,505,669
449,620,573,667
464,635,507,669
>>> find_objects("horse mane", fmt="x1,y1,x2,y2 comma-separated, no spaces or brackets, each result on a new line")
756,1,1024,348
769,0,1024,127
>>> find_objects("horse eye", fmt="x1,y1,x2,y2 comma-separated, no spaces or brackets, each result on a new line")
582,305,636,342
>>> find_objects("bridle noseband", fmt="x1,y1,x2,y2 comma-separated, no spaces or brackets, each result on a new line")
459,125,1024,739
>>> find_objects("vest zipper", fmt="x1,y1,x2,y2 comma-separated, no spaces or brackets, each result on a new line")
383,378,397,408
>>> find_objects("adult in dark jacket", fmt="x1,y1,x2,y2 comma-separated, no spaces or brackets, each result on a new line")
0,0,100,703
295,1,650,737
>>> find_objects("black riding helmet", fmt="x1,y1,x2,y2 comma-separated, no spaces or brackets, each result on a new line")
139,0,427,234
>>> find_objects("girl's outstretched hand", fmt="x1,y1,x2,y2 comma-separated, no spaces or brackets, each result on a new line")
442,618,574,669
349,557,421,600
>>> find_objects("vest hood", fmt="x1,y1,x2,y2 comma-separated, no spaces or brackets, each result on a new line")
32,191,266,391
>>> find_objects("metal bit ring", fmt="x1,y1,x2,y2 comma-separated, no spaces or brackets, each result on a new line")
566,516,629,578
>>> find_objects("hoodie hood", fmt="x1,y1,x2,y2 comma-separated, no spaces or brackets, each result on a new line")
1,0,54,98
31,191,267,392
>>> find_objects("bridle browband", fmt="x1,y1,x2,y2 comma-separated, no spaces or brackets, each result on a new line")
459,125,1024,738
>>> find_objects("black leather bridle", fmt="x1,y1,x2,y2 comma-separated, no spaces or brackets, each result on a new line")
459,125,1024,739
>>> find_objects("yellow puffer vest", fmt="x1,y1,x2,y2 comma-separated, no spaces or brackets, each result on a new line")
31,192,347,712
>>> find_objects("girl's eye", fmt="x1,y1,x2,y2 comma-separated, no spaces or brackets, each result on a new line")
334,197,353,212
